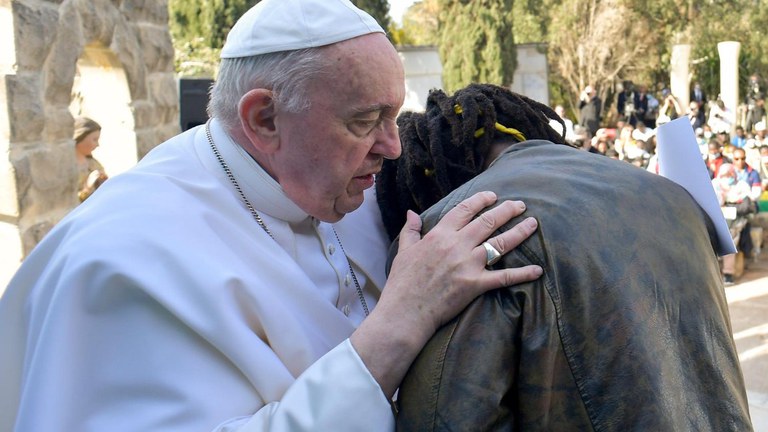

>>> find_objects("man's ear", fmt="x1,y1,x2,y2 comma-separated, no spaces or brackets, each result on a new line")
239,89,279,153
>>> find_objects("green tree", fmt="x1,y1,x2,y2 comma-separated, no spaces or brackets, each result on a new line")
168,0,259,77
544,0,663,121
437,0,517,93
511,0,552,44
351,0,393,37
687,0,767,104
396,0,439,46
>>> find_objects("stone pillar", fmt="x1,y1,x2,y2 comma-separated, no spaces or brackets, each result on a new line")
0,0,179,293
718,41,741,133
670,44,691,110
0,3,22,290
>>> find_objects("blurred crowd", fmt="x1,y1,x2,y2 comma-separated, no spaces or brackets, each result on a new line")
550,77,768,285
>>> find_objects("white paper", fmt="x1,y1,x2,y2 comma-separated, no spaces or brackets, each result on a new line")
655,117,737,256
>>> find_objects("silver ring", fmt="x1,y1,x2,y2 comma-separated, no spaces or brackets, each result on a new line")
482,241,502,266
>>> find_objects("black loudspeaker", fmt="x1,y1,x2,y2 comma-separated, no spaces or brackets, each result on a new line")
178,78,214,131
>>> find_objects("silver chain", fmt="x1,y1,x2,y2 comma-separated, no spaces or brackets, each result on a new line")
205,120,369,317
332,229,370,317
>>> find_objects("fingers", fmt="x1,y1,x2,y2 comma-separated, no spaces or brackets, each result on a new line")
460,199,529,245
484,216,538,256
474,216,542,289
483,264,544,289
397,210,422,252
436,191,498,230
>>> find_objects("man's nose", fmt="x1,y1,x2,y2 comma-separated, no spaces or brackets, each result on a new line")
373,119,401,160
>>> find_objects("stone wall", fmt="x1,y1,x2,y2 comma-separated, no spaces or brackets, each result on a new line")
1,0,179,289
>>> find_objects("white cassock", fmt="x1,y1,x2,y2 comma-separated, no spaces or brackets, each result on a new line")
0,119,395,431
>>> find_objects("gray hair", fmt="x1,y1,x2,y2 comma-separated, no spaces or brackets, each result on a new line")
208,48,330,133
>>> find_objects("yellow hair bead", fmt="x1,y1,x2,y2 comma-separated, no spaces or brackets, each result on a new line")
454,103,526,142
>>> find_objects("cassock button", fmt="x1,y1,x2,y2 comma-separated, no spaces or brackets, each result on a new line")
328,244,336,255
343,304,351,316
344,274,352,286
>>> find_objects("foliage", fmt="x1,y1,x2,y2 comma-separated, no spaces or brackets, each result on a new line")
687,0,768,103
542,0,768,118
166,0,768,111
351,0,393,38
437,0,517,93
172,38,221,78
168,0,259,77
396,0,439,46
546,0,661,117
510,0,550,44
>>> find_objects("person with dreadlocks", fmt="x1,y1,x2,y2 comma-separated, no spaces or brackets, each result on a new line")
377,84,751,431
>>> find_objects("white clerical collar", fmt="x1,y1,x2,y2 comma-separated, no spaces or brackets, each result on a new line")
208,119,309,224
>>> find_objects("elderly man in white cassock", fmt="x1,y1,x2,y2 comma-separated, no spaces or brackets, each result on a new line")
0,1,542,431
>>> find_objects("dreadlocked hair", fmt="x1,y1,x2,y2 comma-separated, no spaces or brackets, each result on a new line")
376,83,571,241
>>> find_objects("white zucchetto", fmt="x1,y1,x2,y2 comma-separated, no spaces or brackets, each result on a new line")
220,0,385,59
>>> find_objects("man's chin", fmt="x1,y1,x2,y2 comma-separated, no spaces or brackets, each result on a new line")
330,194,366,220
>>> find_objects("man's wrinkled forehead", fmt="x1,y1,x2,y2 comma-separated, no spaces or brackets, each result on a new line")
220,0,385,59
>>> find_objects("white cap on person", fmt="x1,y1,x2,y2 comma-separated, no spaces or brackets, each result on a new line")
220,0,385,59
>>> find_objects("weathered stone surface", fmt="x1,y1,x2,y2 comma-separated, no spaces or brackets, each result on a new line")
43,48,81,105
112,19,147,100
156,122,180,145
27,144,76,192
13,1,59,71
76,0,119,47
1,0,175,283
0,74,9,142
148,73,179,123
135,122,179,159
42,106,74,143
15,144,77,222
137,24,174,73
120,0,169,25
21,220,54,255
131,100,156,129
5,73,44,143
134,128,158,159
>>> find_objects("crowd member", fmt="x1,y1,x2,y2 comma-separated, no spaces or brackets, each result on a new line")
593,136,610,155
655,89,683,126
707,139,732,178
632,84,652,126
377,83,751,431
747,98,766,134
713,163,757,285
747,121,768,149
616,80,636,125
720,132,737,162
0,2,544,431
688,100,707,130
549,104,577,144
708,99,735,134
732,126,748,148
745,74,765,133
578,85,602,138
690,81,707,108
631,120,654,143
759,145,768,190
613,123,634,160
73,116,109,202
732,147,763,203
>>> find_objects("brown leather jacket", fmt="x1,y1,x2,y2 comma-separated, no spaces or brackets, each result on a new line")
395,141,752,431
